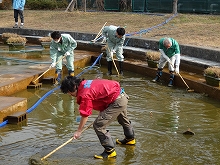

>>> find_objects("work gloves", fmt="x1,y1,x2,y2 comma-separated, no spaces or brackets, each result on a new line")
102,37,107,43
110,51,114,57
50,62,56,68
110,48,116,56
65,52,70,56
175,65,179,74
159,49,171,63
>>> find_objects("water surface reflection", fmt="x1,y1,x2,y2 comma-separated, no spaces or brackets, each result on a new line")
0,68,220,165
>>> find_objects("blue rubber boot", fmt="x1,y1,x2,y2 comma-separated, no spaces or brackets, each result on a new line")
152,69,163,82
168,73,175,87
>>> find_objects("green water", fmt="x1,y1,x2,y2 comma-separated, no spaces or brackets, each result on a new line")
0,66,220,165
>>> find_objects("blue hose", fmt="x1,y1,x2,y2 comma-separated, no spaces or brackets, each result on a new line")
0,53,103,127
94,14,178,46
26,86,60,113
0,120,8,127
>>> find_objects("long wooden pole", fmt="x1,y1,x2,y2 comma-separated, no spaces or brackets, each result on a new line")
91,22,107,42
168,61,194,92
107,45,120,76
41,121,94,161
32,55,66,84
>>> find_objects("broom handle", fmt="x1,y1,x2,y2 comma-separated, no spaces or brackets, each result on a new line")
107,45,120,76
33,55,66,83
177,72,190,89
92,22,107,41
41,121,94,161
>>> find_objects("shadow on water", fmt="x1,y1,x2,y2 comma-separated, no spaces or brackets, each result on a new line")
0,54,220,164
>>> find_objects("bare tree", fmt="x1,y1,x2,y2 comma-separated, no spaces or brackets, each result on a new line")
120,0,127,11
173,0,178,14
96,0,104,11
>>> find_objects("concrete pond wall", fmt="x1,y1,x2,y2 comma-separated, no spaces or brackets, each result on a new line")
0,28,220,102
1,27,220,63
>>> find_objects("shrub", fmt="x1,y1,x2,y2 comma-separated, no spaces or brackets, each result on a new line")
0,0,12,10
39,36,52,42
145,51,160,61
26,0,58,10
6,36,27,44
2,33,19,38
56,0,69,8
204,66,220,78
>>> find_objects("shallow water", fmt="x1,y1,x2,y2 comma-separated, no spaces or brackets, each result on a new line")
1,49,220,165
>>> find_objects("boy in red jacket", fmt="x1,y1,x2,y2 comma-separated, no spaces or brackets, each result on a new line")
60,76,135,159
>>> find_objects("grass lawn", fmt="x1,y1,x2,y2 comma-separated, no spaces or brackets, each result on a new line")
0,10,220,48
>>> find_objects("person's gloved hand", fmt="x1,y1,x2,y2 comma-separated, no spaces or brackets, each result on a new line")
165,56,171,64
175,65,179,74
65,52,70,56
159,49,171,63
102,37,107,43
110,51,114,57
50,62,56,68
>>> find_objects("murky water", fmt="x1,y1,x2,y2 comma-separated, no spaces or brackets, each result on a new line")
1,48,220,165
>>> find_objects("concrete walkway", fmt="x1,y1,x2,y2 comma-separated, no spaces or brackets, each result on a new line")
0,49,97,123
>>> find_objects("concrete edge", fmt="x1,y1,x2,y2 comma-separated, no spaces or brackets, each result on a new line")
1,28,220,62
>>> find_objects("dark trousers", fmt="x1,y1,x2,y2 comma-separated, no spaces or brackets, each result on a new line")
14,9,24,23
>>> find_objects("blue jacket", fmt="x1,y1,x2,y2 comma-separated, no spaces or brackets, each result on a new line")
13,0,25,10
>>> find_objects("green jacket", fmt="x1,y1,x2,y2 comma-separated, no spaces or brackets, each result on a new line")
50,34,77,63
159,38,180,58
102,25,125,47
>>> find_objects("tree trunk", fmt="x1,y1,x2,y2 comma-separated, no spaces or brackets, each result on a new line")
173,0,178,14
96,0,104,11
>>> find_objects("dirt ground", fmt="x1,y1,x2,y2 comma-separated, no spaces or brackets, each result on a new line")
1,10,220,49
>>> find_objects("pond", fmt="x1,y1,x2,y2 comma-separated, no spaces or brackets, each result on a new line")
0,63,220,165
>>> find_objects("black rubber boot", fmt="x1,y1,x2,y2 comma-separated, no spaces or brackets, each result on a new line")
119,61,124,75
168,72,175,87
107,61,113,75
152,69,163,82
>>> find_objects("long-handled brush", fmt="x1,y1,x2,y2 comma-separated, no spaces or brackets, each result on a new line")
177,72,194,92
168,61,194,92
106,45,120,76
31,55,66,85
41,121,93,161
29,122,94,165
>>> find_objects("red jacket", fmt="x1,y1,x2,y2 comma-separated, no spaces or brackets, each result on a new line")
76,79,121,117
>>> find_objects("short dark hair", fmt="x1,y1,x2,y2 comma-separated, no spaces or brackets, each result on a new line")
116,27,125,36
51,31,61,40
60,76,83,94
